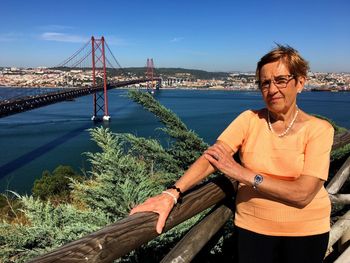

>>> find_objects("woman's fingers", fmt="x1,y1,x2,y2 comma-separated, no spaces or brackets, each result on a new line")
204,143,240,179
204,152,218,164
205,146,228,163
205,143,229,159
215,143,227,154
129,203,148,215
131,202,171,234
205,148,221,160
156,209,171,234
129,194,175,234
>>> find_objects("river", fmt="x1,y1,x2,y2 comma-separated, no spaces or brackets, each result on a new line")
0,88,349,194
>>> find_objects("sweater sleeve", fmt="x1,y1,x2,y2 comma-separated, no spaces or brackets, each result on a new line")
216,110,253,153
301,120,334,181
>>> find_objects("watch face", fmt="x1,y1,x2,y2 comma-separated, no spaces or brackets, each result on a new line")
255,174,263,184
254,174,263,188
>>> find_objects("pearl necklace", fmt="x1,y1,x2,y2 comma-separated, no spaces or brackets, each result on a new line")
267,106,299,137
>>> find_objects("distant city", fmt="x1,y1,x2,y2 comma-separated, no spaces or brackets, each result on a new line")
0,67,349,91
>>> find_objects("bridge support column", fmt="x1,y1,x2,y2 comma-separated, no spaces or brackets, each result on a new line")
91,36,110,122
146,58,155,94
101,36,110,121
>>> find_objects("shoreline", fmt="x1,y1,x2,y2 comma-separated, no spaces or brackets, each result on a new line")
1,85,350,92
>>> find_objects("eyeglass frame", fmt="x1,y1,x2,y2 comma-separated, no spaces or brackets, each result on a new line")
256,74,296,91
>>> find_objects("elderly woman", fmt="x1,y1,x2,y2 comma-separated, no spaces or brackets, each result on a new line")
131,45,334,263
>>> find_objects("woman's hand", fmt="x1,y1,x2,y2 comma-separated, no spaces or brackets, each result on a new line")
203,142,242,180
129,192,176,234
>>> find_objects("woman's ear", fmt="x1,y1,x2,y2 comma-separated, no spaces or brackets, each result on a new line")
296,76,306,93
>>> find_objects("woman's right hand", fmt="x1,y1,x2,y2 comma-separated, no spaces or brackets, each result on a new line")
129,192,176,234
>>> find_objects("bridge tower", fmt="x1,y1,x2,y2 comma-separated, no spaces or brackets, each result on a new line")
146,58,155,94
91,36,110,121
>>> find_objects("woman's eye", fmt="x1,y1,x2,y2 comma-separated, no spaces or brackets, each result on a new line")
261,80,270,87
275,77,288,84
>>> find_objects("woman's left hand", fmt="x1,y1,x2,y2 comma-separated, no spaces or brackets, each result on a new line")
203,142,242,180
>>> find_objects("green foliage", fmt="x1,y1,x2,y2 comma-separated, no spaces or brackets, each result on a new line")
128,90,208,169
128,90,188,131
0,192,26,225
312,114,350,161
0,195,110,263
119,67,229,80
120,133,181,174
331,143,350,162
32,165,84,201
72,127,171,219
51,67,229,80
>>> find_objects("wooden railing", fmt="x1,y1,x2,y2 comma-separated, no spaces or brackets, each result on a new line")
29,131,350,263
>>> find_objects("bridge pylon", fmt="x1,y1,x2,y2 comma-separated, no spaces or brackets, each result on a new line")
146,58,156,94
91,36,110,121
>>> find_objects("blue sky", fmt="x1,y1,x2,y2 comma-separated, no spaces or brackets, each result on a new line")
1,0,349,72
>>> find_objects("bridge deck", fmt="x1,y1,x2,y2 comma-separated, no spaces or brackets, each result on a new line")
0,79,159,118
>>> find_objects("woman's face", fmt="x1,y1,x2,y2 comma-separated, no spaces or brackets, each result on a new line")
259,60,305,114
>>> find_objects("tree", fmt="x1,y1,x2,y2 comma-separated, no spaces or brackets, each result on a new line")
32,165,83,201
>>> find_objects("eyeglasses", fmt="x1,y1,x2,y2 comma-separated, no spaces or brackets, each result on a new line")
256,74,295,91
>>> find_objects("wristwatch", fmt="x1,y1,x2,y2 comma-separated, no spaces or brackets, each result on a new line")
253,174,263,190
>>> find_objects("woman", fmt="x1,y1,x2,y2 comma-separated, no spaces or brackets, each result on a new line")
130,45,334,263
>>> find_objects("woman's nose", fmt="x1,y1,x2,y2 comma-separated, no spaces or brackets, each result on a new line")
267,81,279,94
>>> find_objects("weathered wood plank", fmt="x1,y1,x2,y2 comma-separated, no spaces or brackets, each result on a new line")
332,130,350,150
334,244,350,263
338,226,350,254
329,194,350,205
161,203,234,263
326,210,350,256
327,155,350,194
28,176,236,263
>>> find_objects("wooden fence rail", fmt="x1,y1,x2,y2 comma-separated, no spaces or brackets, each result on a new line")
332,130,350,150
28,177,236,263
29,130,350,263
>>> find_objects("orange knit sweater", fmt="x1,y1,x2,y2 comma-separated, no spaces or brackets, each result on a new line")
217,109,334,236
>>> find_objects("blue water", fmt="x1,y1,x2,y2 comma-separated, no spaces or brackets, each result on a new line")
0,87,64,100
0,88,349,194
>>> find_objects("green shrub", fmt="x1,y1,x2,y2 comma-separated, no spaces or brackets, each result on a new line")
32,165,84,201
0,195,110,263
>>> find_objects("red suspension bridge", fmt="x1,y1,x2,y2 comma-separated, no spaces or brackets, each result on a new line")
0,36,161,120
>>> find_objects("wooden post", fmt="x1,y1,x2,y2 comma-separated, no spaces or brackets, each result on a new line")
334,245,350,263
338,227,350,254
329,194,350,205
326,210,350,256
327,155,350,194
161,202,235,263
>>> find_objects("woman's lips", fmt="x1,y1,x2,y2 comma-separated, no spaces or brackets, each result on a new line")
269,97,283,102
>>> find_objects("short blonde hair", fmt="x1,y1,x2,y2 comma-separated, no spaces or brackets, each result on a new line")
256,44,309,80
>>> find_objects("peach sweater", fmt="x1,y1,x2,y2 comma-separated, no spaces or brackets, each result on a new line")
217,109,334,236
